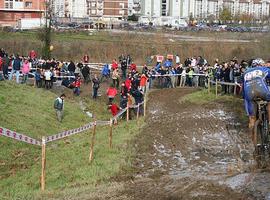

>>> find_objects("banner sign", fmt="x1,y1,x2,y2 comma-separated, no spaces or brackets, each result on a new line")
156,55,164,63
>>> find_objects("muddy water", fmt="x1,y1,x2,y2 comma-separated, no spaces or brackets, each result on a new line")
126,88,270,200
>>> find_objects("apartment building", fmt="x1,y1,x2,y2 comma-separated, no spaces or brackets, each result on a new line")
52,0,87,18
139,0,270,20
87,0,128,19
0,0,45,26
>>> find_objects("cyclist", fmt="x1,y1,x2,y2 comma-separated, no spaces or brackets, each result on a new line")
243,58,270,145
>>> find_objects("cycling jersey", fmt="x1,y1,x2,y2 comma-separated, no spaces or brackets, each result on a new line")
243,67,270,116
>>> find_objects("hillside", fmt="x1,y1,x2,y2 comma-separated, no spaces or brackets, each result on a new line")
0,82,140,199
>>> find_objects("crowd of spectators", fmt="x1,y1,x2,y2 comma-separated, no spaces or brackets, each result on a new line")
1,47,270,118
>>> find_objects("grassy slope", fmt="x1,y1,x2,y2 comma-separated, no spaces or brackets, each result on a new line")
0,82,141,199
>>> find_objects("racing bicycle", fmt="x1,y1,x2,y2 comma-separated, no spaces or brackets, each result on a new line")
253,100,270,162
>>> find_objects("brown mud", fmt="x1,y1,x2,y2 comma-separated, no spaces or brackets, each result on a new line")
117,88,270,200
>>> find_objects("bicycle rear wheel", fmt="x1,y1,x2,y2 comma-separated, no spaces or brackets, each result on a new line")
254,120,263,155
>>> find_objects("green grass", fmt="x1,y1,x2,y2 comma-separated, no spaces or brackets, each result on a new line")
0,81,143,199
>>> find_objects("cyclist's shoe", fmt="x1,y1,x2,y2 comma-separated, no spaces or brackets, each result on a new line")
249,116,256,129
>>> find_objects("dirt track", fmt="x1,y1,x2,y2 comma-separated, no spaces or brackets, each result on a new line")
59,87,270,200
116,88,270,200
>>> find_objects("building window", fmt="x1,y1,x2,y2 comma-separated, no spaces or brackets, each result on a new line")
4,0,13,9
25,1,33,8
119,3,124,9
119,10,124,15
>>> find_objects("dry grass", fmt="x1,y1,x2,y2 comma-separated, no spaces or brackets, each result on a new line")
0,30,269,64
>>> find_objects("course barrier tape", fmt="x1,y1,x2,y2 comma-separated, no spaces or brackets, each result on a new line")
96,120,111,126
0,101,145,145
0,127,41,146
210,80,241,87
45,121,96,143
112,107,128,120
129,101,144,108
152,73,208,77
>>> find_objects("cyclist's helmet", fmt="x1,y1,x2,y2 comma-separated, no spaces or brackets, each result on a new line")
251,58,265,67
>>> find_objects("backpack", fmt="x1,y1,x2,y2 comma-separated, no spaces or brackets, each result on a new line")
54,98,59,109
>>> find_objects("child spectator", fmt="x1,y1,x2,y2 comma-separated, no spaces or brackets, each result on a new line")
73,76,82,96
35,68,42,88
106,85,118,103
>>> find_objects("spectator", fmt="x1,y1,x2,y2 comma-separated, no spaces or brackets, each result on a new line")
9,54,22,84
2,54,9,79
68,61,76,76
35,68,42,88
73,76,82,96
112,69,120,88
108,103,119,117
121,56,127,80
130,62,137,71
120,83,128,109
106,85,118,104
92,74,100,100
140,73,148,93
180,67,186,87
29,50,37,60
83,54,89,63
81,65,90,84
101,64,110,82
44,68,52,89
109,103,120,124
111,59,118,71
175,54,180,65
54,94,66,122
21,59,30,84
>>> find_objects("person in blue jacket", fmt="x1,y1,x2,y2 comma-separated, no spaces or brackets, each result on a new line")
243,60,270,144
101,64,110,82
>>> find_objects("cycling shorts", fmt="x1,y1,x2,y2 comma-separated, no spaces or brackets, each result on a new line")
244,78,270,116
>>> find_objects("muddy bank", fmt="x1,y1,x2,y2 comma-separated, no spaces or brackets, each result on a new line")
120,88,270,200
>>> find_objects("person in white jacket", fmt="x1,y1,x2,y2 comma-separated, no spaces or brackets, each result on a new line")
180,68,186,87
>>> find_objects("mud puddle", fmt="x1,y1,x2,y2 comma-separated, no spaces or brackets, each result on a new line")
122,88,270,200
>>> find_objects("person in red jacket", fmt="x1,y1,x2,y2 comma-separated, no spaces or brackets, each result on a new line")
109,103,119,116
29,50,37,60
106,85,118,103
108,103,120,124
130,62,137,71
83,54,89,63
140,73,148,93
111,59,118,71
125,78,131,92
73,76,82,96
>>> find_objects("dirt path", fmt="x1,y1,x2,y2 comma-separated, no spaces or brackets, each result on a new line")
116,88,270,200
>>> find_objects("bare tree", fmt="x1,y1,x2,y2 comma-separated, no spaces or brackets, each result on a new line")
37,0,53,59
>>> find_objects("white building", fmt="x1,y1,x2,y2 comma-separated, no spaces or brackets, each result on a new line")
139,0,270,22
52,0,87,18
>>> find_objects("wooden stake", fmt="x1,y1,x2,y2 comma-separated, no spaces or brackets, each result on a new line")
89,121,96,163
234,84,237,95
126,105,129,122
143,100,146,117
215,79,218,97
208,77,210,94
109,119,113,148
41,137,46,191
136,104,140,124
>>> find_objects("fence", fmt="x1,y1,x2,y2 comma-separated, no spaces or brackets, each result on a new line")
151,72,242,97
0,100,146,191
